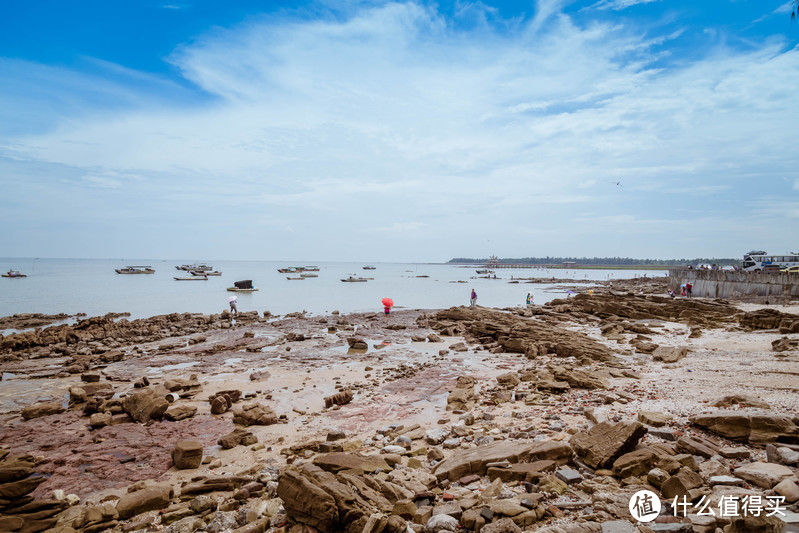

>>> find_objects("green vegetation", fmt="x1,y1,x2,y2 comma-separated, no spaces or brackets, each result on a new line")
448,257,740,266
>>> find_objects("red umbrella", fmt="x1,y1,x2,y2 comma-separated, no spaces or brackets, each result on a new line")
381,297,394,308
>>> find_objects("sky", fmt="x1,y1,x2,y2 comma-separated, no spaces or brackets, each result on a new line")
1,0,798,262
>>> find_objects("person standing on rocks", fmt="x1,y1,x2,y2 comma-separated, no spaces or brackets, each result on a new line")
470,289,477,308
228,296,238,316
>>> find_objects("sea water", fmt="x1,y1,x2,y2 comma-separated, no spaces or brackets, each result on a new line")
0,258,666,323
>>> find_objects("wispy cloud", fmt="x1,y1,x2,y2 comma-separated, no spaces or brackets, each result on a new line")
591,0,660,11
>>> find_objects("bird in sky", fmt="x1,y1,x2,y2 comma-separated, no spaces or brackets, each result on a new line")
614,181,623,188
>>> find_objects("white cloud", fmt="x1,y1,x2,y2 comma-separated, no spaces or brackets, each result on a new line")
1,1,798,260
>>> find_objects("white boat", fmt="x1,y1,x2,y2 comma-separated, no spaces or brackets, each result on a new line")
174,275,208,281
341,276,368,282
300,273,318,278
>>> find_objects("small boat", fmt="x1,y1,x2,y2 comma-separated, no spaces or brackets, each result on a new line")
227,279,259,292
476,269,494,274
300,273,318,278
286,276,305,280
363,266,376,270
2,270,26,278
341,276,368,282
116,266,155,274
176,264,213,271
304,266,320,271
191,270,221,276
174,275,208,281
278,267,303,273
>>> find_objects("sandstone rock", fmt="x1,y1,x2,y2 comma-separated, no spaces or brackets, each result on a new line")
163,405,197,421
711,395,770,409
570,421,647,469
733,461,794,489
612,448,658,478
766,444,799,465
232,403,277,426
123,386,169,423
312,452,391,474
652,346,688,363
481,517,522,533
218,428,258,449
324,390,353,408
638,411,672,427
21,401,65,420
676,435,719,458
89,412,112,429
690,410,799,444
433,440,572,481
171,440,203,469
425,513,458,532
115,483,173,519
446,375,477,411
497,372,520,388
774,478,799,503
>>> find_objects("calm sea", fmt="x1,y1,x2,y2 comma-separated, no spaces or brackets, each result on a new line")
0,258,666,323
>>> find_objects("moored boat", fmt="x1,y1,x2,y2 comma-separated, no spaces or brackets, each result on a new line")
227,279,259,292
2,270,26,278
363,265,376,270
286,276,305,280
299,273,318,278
191,270,221,276
341,276,368,282
116,266,155,274
174,275,208,280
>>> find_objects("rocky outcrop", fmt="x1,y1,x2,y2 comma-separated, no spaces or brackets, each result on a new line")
430,307,613,361
690,410,799,444
115,483,174,519
324,389,353,408
0,451,65,533
446,376,477,411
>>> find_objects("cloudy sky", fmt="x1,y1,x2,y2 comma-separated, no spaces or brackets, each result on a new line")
1,0,798,262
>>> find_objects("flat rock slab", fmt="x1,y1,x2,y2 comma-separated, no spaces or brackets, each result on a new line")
312,452,391,475
734,461,795,489
690,410,799,444
601,520,635,533
432,440,572,481
709,475,745,486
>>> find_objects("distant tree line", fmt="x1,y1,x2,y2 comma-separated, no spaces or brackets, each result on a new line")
448,257,740,266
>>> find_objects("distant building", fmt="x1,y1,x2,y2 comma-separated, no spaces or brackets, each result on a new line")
563,262,577,268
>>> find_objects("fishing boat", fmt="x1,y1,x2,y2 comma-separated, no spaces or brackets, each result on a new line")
191,270,221,276
341,276,369,282
475,269,494,274
277,267,303,273
286,276,305,280
2,270,26,278
176,264,213,272
363,266,376,270
174,275,208,281
227,280,259,292
304,266,320,271
115,266,155,274
300,273,318,278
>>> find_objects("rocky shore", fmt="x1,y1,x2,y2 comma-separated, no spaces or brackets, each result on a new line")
1,279,798,533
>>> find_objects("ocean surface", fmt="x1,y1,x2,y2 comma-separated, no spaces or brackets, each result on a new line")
0,258,667,324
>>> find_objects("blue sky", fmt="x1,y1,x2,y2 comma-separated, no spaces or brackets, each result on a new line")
1,0,798,262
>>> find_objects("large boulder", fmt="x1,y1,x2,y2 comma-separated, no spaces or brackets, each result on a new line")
570,421,647,469
432,440,572,481
21,401,65,420
446,376,477,411
123,386,169,423
171,440,203,469
312,453,391,475
690,410,799,444
733,462,795,489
